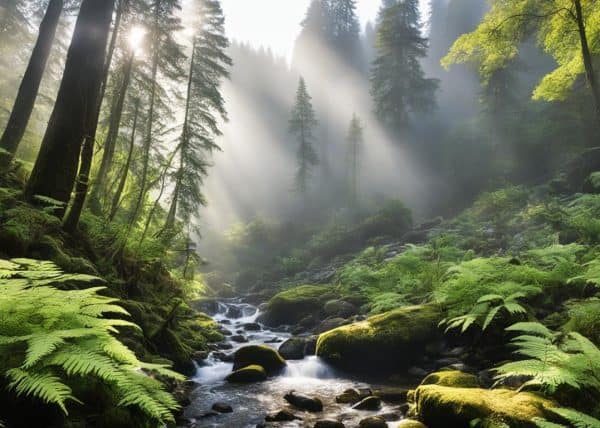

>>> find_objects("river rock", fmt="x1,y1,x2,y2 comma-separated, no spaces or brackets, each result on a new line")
284,391,323,412
397,420,427,428
372,387,408,403
335,388,361,404
324,300,357,318
218,327,232,336
243,322,261,331
352,396,381,411
226,305,243,318
232,345,286,374
316,305,442,373
314,420,345,428
191,298,220,315
278,337,307,360
265,409,302,422
257,285,334,326
212,351,233,362
230,335,249,343
225,365,267,383
211,402,233,413
315,317,348,334
358,416,388,428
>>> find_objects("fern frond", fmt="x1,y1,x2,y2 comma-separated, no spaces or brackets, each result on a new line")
6,369,77,414
550,408,600,428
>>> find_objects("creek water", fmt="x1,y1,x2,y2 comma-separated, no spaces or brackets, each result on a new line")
183,300,408,428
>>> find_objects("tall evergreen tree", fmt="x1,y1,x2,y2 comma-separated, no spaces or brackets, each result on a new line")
161,0,231,234
346,113,363,205
0,0,64,168
289,77,319,195
24,0,116,211
328,0,362,69
371,0,438,133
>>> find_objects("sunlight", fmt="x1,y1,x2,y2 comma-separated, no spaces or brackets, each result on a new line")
128,25,146,53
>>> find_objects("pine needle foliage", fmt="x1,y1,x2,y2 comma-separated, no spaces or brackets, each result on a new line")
0,258,183,423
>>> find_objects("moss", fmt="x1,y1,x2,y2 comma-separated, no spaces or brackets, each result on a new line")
225,364,267,383
316,304,443,372
261,284,335,325
414,385,556,428
232,345,286,374
420,370,480,388
562,298,600,346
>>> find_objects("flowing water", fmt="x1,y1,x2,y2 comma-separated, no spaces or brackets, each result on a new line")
183,300,408,428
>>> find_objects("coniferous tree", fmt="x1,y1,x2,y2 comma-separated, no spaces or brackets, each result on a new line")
346,113,363,205
289,77,319,196
161,0,231,234
371,0,438,133
0,0,64,168
24,0,116,212
328,0,362,69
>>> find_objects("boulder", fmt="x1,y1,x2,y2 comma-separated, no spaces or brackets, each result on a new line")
211,402,233,413
420,371,480,388
230,335,248,343
358,416,388,428
279,337,307,360
191,298,220,315
232,345,286,374
324,300,358,318
265,410,301,422
372,387,408,403
316,305,442,373
243,322,261,331
414,385,556,428
315,317,349,334
258,285,334,326
397,420,427,428
314,420,345,428
352,396,382,411
335,388,361,404
284,391,323,412
225,365,267,383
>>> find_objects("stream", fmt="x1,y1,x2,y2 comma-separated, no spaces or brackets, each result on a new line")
182,300,409,427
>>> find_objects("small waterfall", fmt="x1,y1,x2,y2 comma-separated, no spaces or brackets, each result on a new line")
283,356,337,380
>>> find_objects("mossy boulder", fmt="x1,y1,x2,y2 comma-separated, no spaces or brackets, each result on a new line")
420,370,480,388
258,285,335,326
232,345,286,374
225,365,267,383
414,385,556,428
316,304,442,372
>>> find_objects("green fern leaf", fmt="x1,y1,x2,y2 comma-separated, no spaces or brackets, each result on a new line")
6,368,77,414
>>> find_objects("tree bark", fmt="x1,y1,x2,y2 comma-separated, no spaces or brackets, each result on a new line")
574,0,600,127
24,0,116,213
0,0,63,168
109,99,140,221
90,49,135,210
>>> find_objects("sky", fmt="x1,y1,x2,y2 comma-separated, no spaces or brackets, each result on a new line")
220,0,429,63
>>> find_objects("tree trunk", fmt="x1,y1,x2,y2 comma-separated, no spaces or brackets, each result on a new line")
90,49,135,210
129,1,160,227
0,0,63,168
63,0,124,231
24,0,116,212
109,99,140,221
574,0,600,128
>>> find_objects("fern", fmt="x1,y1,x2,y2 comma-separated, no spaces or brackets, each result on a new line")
0,258,183,423
534,408,600,428
495,322,600,394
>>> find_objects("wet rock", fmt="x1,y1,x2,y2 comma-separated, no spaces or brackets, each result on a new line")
230,335,249,343
258,285,333,326
420,370,480,388
216,342,233,350
441,347,465,357
357,388,373,399
258,302,268,312
315,317,348,334
379,412,401,421
358,416,388,428
218,327,232,336
352,396,382,411
243,322,261,331
233,345,286,374
220,319,231,325
279,337,307,360
398,403,410,414
284,391,323,412
192,350,209,361
211,402,233,413
434,357,461,367
324,300,358,318
314,420,345,428
212,351,233,362
335,388,361,404
265,409,302,422
407,367,428,378
225,365,267,383
191,298,220,315
397,420,427,428
264,337,283,344
198,411,219,418
299,314,319,328
372,387,408,403
226,305,243,318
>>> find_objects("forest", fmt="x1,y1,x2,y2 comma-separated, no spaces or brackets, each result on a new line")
0,0,600,427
